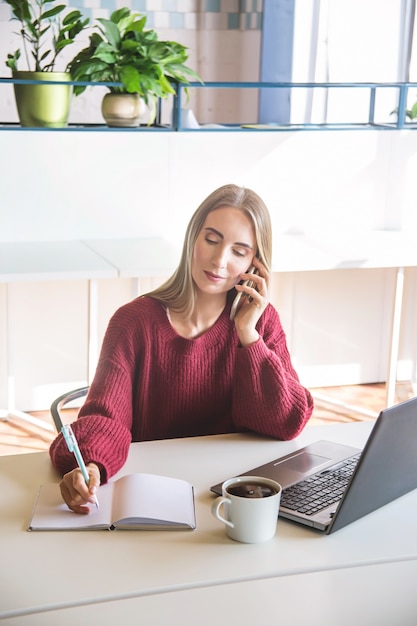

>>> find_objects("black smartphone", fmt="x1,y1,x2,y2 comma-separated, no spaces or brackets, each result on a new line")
230,265,259,321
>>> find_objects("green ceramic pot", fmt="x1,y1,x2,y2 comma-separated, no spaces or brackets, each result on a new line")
12,71,72,128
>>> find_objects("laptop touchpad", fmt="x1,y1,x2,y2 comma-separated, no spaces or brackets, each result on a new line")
274,452,330,473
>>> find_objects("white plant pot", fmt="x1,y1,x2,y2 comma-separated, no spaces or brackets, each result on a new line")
101,93,146,127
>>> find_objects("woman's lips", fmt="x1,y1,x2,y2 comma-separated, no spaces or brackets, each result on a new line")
204,271,225,283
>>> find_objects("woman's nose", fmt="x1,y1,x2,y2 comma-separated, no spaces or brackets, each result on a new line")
211,249,227,269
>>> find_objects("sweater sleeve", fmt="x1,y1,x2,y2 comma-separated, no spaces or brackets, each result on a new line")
49,307,137,482
232,306,314,440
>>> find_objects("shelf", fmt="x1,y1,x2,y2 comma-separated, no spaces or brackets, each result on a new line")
2,78,417,131
0,122,172,132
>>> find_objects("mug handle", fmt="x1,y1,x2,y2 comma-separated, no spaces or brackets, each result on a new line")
211,496,234,528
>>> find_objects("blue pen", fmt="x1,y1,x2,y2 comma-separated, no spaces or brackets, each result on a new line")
62,424,100,509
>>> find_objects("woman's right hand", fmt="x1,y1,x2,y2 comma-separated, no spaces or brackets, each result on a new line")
59,463,101,514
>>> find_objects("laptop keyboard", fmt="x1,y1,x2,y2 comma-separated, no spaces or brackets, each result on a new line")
280,453,361,516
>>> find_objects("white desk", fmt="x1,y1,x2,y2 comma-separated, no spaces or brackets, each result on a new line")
0,241,117,430
272,230,417,272
0,241,117,282
1,422,417,620
84,238,180,278
272,230,417,412
1,559,416,626
0,238,178,421
84,237,182,299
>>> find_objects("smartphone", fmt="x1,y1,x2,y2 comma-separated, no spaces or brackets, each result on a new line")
230,265,259,321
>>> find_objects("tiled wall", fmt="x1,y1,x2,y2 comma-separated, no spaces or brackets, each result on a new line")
0,0,263,30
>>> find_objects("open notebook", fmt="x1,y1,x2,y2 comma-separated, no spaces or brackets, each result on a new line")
29,472,196,531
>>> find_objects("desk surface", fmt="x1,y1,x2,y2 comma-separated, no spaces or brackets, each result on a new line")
84,238,180,278
2,559,417,626
0,241,117,281
1,422,417,619
272,230,417,272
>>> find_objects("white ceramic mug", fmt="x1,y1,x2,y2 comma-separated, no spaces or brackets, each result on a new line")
211,476,282,543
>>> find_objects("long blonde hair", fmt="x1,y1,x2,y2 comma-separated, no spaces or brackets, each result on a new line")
145,184,272,317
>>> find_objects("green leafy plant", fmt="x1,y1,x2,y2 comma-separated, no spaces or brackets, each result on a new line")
5,0,89,72
68,7,202,123
390,97,417,123
405,100,417,120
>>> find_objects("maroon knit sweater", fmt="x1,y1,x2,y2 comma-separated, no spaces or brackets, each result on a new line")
50,296,313,481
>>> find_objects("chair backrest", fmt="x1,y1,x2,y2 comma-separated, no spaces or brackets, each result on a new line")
50,387,89,432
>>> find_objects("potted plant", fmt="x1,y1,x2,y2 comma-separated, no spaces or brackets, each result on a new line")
390,97,417,126
68,7,202,127
405,101,417,122
5,0,89,127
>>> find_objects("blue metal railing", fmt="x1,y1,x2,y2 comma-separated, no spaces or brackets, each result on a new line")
175,81,417,131
1,77,417,131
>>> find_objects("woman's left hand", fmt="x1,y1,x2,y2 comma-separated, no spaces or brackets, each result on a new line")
233,258,270,346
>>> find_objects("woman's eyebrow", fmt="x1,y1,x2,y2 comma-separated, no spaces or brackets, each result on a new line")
204,227,253,250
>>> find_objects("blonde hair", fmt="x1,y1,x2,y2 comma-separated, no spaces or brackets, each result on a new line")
145,184,272,317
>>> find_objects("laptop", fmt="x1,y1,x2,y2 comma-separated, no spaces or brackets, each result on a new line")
211,395,417,534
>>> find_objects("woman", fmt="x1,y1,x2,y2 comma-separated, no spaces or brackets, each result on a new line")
50,184,314,513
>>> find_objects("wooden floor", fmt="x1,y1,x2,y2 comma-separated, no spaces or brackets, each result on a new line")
0,382,415,456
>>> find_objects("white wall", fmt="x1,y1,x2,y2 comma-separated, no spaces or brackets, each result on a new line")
1,129,417,410
2,130,416,242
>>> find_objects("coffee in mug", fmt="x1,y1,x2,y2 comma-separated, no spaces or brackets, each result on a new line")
211,476,282,543
227,482,279,499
